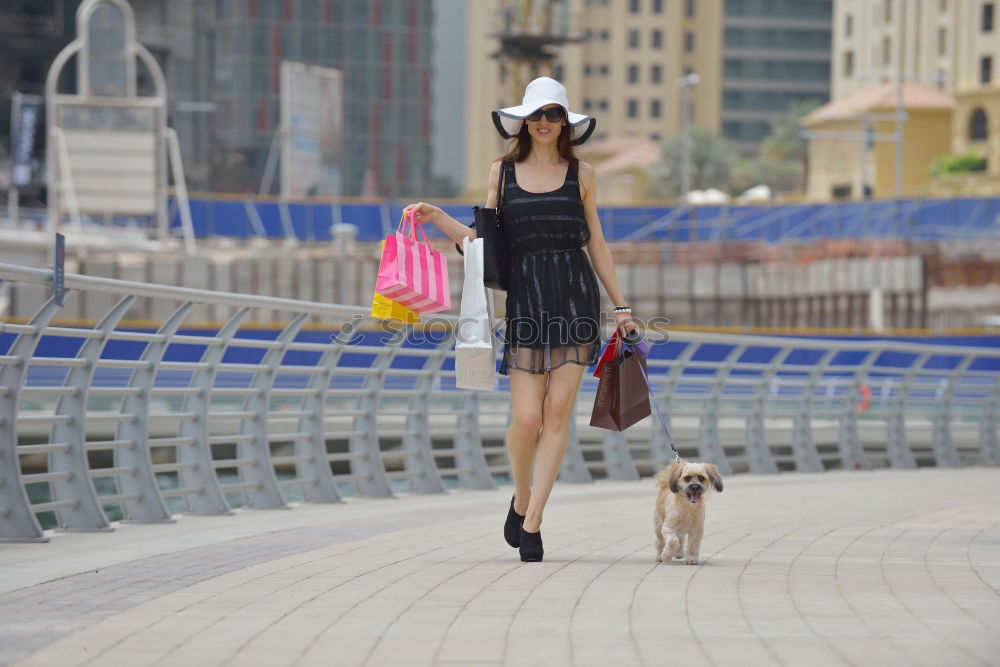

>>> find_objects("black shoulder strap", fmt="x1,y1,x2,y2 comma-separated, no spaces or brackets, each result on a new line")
496,161,507,210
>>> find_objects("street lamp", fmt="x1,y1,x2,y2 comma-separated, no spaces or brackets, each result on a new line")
676,72,699,202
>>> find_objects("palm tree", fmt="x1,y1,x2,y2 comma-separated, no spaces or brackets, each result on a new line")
646,127,736,199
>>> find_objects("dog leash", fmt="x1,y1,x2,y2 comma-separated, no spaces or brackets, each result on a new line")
622,331,681,462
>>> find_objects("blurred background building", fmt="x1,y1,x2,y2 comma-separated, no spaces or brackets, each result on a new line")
463,0,833,199
0,0,997,331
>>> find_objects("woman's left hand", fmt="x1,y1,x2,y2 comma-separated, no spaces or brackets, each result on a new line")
615,310,637,339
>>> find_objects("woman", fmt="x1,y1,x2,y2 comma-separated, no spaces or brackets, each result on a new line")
405,77,636,562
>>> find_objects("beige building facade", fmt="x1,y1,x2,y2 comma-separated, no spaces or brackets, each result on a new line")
831,0,999,182
461,0,832,200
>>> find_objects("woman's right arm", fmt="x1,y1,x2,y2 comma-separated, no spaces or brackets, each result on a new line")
405,161,501,246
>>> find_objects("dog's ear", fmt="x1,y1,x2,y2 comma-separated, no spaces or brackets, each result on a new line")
705,464,724,492
655,461,686,493
667,461,685,494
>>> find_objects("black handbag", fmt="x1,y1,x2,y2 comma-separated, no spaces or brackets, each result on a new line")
472,161,510,291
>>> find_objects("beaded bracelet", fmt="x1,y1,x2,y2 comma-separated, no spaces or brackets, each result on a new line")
613,306,632,313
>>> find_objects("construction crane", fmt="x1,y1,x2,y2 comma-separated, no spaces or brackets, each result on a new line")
494,0,582,103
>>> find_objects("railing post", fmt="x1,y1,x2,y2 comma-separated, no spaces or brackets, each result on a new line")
883,352,924,469
289,327,351,503
237,314,309,508
699,344,741,473
0,292,61,542
980,375,1000,465
175,308,251,515
836,349,875,470
399,330,450,494
115,302,191,523
790,349,836,472
352,325,398,497
745,345,782,474
559,413,593,483
930,356,971,467
49,295,136,532
453,390,495,489
599,430,640,480
650,342,702,470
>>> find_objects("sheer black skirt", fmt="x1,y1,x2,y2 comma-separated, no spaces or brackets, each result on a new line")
500,248,602,376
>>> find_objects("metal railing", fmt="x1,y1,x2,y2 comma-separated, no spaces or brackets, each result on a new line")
1,262,997,543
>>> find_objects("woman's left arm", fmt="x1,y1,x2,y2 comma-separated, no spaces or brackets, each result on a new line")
580,161,636,335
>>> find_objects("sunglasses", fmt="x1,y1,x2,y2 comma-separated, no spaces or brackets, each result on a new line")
526,107,566,122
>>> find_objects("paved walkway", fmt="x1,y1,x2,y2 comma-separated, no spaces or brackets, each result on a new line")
1,468,998,667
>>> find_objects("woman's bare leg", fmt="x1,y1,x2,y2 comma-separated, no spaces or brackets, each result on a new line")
507,369,547,514
522,362,585,532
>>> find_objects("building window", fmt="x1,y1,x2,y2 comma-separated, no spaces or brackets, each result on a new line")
600,29,610,41
628,64,639,83
981,55,993,84
684,31,695,52
628,29,640,48
627,99,639,118
685,0,695,17
650,99,661,118
938,27,947,55
583,98,593,111
653,0,663,14
883,36,892,65
599,99,608,111
599,64,609,76
845,14,853,37
940,0,948,11
584,64,592,76
652,29,662,48
884,0,892,22
651,63,662,83
553,64,564,81
969,108,988,140
651,133,661,141
630,0,640,13
844,50,854,77
983,2,995,32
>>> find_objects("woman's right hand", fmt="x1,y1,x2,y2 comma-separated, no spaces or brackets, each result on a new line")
403,202,441,227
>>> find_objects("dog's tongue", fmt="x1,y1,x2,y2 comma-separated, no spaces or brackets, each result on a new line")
688,492,701,503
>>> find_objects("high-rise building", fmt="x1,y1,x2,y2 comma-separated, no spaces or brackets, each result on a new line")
462,0,832,196
0,0,80,195
719,0,832,154
213,0,433,198
832,0,999,179
832,0,956,97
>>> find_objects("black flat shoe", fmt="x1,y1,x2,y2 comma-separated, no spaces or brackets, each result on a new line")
519,527,543,562
504,496,525,548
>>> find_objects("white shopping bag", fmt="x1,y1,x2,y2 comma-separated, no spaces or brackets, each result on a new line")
455,236,498,390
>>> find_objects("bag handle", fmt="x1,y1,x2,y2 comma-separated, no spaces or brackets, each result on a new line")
398,209,431,246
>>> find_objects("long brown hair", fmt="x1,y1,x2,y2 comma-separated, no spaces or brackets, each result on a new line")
499,120,579,168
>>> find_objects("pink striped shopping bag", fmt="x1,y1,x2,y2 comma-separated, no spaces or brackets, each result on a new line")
374,211,451,314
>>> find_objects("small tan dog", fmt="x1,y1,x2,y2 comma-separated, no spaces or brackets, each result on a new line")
654,460,724,564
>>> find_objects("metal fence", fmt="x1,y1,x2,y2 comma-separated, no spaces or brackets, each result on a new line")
1,262,998,543
162,195,1000,243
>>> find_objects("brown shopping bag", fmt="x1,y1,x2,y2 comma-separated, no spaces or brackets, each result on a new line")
589,345,651,431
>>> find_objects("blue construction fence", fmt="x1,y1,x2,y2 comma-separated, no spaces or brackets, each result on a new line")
168,195,1000,244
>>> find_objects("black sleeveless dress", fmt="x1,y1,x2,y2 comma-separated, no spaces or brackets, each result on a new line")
498,160,601,375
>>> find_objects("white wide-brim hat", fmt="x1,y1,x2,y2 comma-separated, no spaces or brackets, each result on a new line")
492,77,596,146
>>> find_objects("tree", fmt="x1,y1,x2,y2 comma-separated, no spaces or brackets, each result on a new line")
646,127,736,199
751,99,820,194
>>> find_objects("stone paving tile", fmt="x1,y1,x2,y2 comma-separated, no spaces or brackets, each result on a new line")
2,469,1000,667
